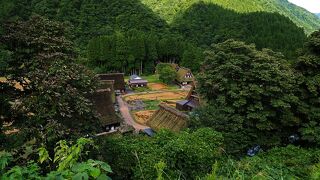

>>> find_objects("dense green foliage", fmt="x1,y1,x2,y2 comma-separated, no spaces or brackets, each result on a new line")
294,31,320,145
193,33,320,154
0,0,167,48
1,1,320,179
0,0,309,61
171,2,306,58
0,16,99,149
86,31,201,74
203,145,320,179
156,63,177,84
99,129,223,180
194,40,300,152
141,0,320,34
97,132,320,179
0,138,112,179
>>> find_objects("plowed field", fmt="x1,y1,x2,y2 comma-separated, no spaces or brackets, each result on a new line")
124,91,187,101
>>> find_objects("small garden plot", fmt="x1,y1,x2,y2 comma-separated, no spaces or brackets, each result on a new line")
143,100,162,110
133,110,156,125
127,100,161,111
124,91,188,101
147,83,168,90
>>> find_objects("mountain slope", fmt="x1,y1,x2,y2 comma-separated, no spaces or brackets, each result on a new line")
0,0,306,59
0,0,168,46
317,13,320,18
171,2,306,57
141,0,320,34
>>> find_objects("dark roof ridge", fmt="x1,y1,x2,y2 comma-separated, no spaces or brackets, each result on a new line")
158,103,189,119
97,73,124,75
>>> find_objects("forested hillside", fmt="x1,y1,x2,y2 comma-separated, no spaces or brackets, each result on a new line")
317,13,320,18
0,0,309,74
0,0,168,47
141,0,320,34
2,0,320,179
171,2,306,57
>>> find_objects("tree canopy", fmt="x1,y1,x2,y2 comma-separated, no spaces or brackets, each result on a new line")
294,30,320,145
0,16,99,147
194,39,300,152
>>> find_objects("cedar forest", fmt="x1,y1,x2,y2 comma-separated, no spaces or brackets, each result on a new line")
1,0,320,179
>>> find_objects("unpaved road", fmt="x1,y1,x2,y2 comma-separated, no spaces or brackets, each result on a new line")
117,96,149,130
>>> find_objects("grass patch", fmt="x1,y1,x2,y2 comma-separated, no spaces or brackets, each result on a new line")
141,74,161,83
166,84,180,90
131,86,151,93
143,100,161,110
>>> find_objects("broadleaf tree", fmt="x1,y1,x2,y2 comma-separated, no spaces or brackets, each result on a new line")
193,39,300,153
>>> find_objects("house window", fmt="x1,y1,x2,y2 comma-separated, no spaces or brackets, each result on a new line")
185,73,192,78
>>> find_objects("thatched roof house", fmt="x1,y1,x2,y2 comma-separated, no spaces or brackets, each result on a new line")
160,63,194,85
146,103,188,132
176,83,200,111
97,73,126,92
176,67,194,85
91,89,121,130
98,80,115,103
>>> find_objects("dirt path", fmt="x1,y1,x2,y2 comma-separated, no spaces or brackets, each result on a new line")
117,96,149,130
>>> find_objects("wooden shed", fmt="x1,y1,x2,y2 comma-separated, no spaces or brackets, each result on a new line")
146,103,188,132
97,73,126,92
176,83,200,111
91,89,121,132
128,75,148,87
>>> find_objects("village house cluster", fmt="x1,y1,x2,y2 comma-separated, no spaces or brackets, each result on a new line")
92,64,200,136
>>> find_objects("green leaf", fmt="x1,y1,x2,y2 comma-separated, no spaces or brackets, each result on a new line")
0,151,12,170
38,147,51,164
72,172,89,180
100,162,112,173
97,174,111,180
89,167,101,178
72,163,90,173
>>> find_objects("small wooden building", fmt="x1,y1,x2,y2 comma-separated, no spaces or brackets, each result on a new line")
97,73,126,92
91,89,121,132
176,83,200,111
146,103,188,132
128,75,148,87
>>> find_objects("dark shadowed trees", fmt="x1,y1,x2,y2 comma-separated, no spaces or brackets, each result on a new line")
294,30,320,145
194,40,300,153
1,16,99,145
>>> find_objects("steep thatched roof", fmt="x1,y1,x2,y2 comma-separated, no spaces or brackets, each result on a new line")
176,67,194,83
97,73,125,91
186,83,199,100
169,63,179,71
146,103,188,132
98,80,115,103
91,89,120,126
